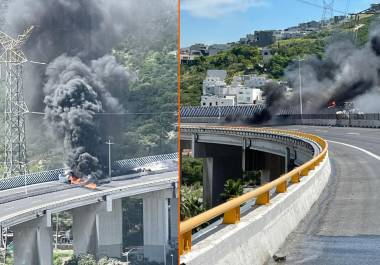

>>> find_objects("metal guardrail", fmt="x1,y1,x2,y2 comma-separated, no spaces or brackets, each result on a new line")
179,126,328,255
180,105,380,121
0,176,178,228
0,153,178,191
181,105,265,117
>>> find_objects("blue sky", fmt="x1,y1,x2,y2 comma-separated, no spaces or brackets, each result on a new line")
181,0,379,47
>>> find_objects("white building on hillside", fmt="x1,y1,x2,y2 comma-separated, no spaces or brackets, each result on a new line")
201,70,265,106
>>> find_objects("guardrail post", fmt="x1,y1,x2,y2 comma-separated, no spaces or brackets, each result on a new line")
276,181,287,193
180,231,192,255
223,206,241,224
300,168,309,177
291,172,300,183
256,191,270,205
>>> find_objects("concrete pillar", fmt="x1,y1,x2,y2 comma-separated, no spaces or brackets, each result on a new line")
242,149,246,172
72,199,123,259
264,152,285,181
245,149,287,183
169,198,178,245
97,199,123,258
203,155,242,208
143,190,169,263
285,147,291,173
13,217,53,265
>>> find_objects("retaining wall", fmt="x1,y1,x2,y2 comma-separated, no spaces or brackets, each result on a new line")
181,154,331,265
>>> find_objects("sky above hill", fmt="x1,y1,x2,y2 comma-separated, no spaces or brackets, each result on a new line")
181,0,379,47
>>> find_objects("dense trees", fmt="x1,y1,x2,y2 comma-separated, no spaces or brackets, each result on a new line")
181,15,377,106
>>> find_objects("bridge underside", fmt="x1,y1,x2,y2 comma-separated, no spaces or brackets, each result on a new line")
9,186,177,265
182,139,291,208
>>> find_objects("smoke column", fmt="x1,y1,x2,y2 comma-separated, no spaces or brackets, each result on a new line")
261,20,380,119
4,0,176,179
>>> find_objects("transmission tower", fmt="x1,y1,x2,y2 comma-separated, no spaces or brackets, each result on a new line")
321,0,335,27
0,226,7,264
0,26,33,178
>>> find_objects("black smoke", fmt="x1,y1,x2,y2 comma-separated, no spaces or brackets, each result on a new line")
258,21,380,122
43,55,123,178
4,0,176,179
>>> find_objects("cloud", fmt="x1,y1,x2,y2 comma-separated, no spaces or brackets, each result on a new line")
181,0,267,18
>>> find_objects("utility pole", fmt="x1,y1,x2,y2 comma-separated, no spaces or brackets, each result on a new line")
105,139,114,182
0,26,34,178
55,213,59,249
296,56,305,124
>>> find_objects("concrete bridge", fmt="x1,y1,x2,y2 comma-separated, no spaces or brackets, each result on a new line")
179,123,380,265
0,154,178,265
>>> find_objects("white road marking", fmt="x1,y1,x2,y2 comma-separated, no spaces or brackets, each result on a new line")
328,140,380,161
347,132,360,135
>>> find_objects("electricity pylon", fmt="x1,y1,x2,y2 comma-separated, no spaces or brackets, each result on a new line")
0,226,7,264
0,26,33,178
321,0,335,27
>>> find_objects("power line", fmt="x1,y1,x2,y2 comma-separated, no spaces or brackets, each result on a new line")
345,0,351,16
26,111,177,116
295,0,345,14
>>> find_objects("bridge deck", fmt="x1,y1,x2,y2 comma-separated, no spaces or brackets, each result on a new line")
267,125,380,265
0,171,177,226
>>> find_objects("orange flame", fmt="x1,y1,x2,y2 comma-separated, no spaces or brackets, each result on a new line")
69,176,82,184
328,100,336,108
84,183,97,190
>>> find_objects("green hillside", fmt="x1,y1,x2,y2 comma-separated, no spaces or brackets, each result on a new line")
0,22,178,176
181,14,377,106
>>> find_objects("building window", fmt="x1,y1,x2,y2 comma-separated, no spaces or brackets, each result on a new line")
202,103,206,106
216,102,218,106
209,102,212,106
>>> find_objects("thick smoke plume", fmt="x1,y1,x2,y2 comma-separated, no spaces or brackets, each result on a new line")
261,20,380,120
43,55,123,179
4,0,176,178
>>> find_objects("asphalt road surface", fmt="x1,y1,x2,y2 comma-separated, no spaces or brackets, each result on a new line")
267,125,380,265
0,171,176,222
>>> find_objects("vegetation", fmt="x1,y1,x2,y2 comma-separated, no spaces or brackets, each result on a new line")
180,183,204,220
122,198,143,247
242,170,262,186
181,44,263,106
220,179,244,201
181,157,203,185
180,15,378,106
0,18,177,175
53,250,73,265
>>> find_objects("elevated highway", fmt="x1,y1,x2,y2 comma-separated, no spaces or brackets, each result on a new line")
0,155,178,265
180,123,380,265
267,125,380,265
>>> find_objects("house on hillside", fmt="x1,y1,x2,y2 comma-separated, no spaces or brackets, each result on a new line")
201,71,265,106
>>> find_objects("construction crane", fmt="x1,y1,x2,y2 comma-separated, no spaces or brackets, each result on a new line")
0,26,33,179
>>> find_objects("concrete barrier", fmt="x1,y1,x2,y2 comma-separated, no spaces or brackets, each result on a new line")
181,154,331,265
181,116,380,128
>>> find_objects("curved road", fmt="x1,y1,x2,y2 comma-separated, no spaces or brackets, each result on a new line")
267,125,380,265
0,170,177,228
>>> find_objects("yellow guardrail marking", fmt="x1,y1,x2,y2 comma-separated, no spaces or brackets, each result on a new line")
179,125,328,255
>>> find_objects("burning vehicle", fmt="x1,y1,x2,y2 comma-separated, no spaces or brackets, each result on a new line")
58,169,97,190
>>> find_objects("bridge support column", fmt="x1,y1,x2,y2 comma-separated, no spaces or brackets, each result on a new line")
192,142,243,208
13,217,53,265
169,198,178,245
142,190,170,263
203,155,242,208
245,149,286,183
72,199,123,259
